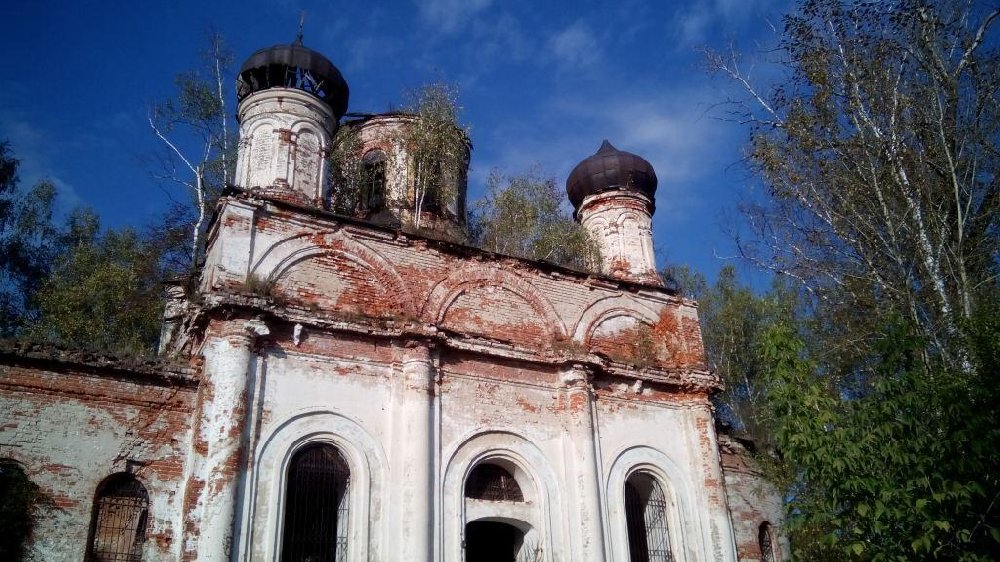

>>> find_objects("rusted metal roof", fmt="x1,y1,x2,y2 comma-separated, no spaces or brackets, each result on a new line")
566,140,657,210
236,41,349,118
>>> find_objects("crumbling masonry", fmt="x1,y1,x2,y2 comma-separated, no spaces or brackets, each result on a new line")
0,38,788,561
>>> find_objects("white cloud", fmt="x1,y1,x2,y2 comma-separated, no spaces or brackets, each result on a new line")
471,80,743,226
548,20,602,70
0,119,83,211
417,0,493,34
672,0,788,46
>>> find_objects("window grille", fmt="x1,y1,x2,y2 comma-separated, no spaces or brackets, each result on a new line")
759,522,776,562
360,149,386,212
87,474,148,562
625,473,672,562
465,463,524,502
282,443,351,562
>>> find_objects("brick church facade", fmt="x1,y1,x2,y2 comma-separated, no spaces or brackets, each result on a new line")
0,39,787,562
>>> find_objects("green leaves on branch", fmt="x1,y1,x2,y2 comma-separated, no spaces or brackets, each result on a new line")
0,143,63,336
720,0,1000,370
27,219,165,356
758,314,1000,561
469,168,600,270
401,82,469,228
692,265,799,447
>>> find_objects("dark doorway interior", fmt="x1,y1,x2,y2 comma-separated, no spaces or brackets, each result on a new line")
464,520,525,562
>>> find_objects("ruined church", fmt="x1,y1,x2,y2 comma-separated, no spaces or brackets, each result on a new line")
0,39,787,562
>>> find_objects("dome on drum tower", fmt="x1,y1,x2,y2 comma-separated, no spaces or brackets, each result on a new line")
236,38,349,120
233,37,349,206
566,140,661,286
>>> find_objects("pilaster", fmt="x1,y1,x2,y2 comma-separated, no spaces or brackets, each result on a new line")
182,318,269,561
389,340,436,560
562,363,608,561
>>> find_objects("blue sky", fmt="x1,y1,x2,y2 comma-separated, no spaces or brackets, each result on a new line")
2,0,793,285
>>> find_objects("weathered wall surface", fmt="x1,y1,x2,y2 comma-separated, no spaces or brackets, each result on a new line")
192,194,740,561
0,191,774,561
346,114,469,239
0,350,197,561
234,88,337,206
719,433,790,562
223,324,736,561
595,389,734,562
200,196,706,374
578,190,659,285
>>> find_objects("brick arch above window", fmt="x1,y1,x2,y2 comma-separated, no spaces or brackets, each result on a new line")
248,228,418,317
422,265,567,340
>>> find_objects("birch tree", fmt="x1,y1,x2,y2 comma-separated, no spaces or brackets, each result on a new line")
401,83,469,230
712,0,1000,369
148,32,234,269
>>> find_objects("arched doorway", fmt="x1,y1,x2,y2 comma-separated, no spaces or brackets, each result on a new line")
462,459,543,561
465,520,524,562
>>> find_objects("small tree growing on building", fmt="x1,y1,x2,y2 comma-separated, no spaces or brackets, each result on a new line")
400,82,470,229
470,168,601,270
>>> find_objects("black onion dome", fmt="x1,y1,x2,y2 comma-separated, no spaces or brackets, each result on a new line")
566,140,657,210
237,41,349,118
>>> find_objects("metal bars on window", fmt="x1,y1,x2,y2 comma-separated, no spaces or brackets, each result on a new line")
759,522,776,562
281,443,351,562
360,150,387,212
625,473,673,562
88,474,148,562
465,463,524,502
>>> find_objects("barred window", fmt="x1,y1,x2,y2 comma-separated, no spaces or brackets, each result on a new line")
759,522,776,562
87,474,148,562
360,149,386,212
624,472,672,562
465,463,524,502
281,443,351,562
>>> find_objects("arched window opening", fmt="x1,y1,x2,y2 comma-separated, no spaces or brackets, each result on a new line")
759,522,776,562
464,520,542,562
360,149,386,212
1,460,41,561
465,464,524,502
282,443,350,562
624,472,672,562
87,473,148,562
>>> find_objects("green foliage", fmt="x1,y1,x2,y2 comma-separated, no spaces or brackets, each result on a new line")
328,123,368,216
174,72,224,124
401,82,470,227
695,265,799,446
328,123,391,220
0,143,63,336
758,312,1000,561
711,2,1000,556
661,263,708,300
27,220,165,355
0,461,44,561
469,168,600,270
723,0,1000,369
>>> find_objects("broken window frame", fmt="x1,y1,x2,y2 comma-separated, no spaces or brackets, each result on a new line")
360,149,387,213
759,522,777,562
